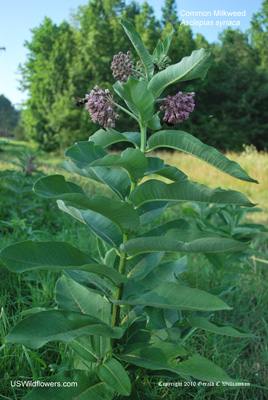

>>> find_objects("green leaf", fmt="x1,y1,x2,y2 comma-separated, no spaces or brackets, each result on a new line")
57,202,123,248
69,336,100,363
98,358,131,396
153,30,174,62
23,369,115,400
118,342,186,371
34,175,139,232
65,270,115,298
119,344,234,382
121,231,247,257
82,210,123,248
162,30,174,54
140,257,188,289
146,157,188,182
56,275,111,321
63,160,131,199
147,130,258,183
114,77,154,121
138,201,169,225
0,240,124,285
148,48,211,99
6,310,123,348
126,252,164,280
121,19,154,78
89,128,141,148
172,354,235,382
186,316,255,337
34,174,85,197
147,113,162,130
129,179,255,208
0,240,92,271
89,148,148,181
116,281,231,311
140,218,190,237
65,141,107,169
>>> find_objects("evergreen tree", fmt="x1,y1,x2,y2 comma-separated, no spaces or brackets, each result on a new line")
0,95,20,132
250,0,268,67
161,0,179,29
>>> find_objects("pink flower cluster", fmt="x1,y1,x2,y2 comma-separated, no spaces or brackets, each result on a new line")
110,51,134,83
85,86,120,128
160,91,195,125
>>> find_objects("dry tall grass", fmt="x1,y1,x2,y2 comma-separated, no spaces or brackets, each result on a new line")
151,150,268,222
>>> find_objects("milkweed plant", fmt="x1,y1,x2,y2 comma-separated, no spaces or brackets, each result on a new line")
1,20,258,399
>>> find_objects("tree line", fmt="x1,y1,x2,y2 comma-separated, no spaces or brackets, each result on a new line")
2,0,268,151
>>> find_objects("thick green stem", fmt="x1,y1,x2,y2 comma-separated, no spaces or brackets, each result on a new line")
140,122,147,153
111,233,128,329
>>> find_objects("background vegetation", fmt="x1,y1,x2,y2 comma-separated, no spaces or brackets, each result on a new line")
1,0,268,151
0,1,268,398
0,140,267,399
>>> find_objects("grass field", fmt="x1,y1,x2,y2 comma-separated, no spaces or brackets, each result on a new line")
0,139,268,399
1,140,267,219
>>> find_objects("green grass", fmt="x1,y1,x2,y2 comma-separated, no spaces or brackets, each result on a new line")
0,139,268,399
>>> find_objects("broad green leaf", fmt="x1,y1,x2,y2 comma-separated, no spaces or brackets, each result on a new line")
146,157,188,182
89,128,141,148
65,270,115,298
172,354,235,382
104,248,118,268
34,175,139,232
23,369,115,400
147,130,258,183
57,202,122,247
6,310,123,348
56,275,111,321
140,218,190,237
69,336,99,363
118,342,186,372
82,209,123,248
121,231,247,257
114,77,154,121
1,240,93,272
121,19,154,78
65,141,107,169
98,358,131,396
140,257,188,289
138,201,169,225
186,316,254,337
0,240,124,284
56,276,112,363
147,113,162,130
126,252,164,280
144,307,167,330
149,328,181,343
89,148,148,181
34,174,85,197
129,179,255,208
148,48,211,99
119,344,234,382
70,333,110,363
116,281,231,311
62,161,131,199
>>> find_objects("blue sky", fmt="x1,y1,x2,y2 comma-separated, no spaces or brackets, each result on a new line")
0,0,263,108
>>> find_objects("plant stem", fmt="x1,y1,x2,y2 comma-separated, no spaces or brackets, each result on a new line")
110,100,140,125
140,122,147,153
111,233,128,329
110,177,138,352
